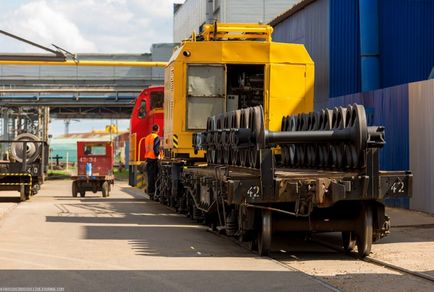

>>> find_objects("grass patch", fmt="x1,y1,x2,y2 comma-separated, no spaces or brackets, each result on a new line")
47,167,76,180
114,167,129,180
47,166,128,181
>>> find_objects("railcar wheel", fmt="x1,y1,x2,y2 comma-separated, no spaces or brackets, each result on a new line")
342,231,356,252
80,191,86,198
257,209,272,256
102,182,109,197
356,205,373,257
249,238,258,251
72,181,78,197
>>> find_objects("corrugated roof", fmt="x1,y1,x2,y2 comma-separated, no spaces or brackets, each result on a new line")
269,0,316,26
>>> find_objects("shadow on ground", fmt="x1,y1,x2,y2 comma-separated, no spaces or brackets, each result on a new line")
0,197,20,203
0,270,334,292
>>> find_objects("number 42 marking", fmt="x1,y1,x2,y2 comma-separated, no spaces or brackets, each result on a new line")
391,179,405,193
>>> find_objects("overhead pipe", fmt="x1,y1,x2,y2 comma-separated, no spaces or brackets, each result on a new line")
359,0,381,91
0,29,168,67
0,60,167,67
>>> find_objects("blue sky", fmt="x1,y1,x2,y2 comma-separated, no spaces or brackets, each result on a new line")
0,0,176,136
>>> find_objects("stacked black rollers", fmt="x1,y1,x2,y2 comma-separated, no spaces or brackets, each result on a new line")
198,107,261,168
279,104,367,169
193,104,382,170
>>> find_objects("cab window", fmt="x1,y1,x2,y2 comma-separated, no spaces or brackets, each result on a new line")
137,100,146,119
186,65,225,130
84,144,106,156
150,91,164,110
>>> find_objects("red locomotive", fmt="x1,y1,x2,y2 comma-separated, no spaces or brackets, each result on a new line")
128,86,164,186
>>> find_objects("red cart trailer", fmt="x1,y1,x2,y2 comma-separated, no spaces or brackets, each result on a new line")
71,141,114,197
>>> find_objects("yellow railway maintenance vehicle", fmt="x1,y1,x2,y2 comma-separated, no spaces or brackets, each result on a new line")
155,23,412,257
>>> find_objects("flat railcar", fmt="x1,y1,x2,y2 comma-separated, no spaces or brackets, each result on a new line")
153,23,412,257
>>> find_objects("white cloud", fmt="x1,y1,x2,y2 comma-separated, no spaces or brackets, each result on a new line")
0,0,97,53
0,0,175,53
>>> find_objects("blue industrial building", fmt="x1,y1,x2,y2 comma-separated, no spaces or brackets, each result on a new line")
270,0,434,106
270,0,434,210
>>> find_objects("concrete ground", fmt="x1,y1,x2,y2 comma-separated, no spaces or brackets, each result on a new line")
0,180,333,292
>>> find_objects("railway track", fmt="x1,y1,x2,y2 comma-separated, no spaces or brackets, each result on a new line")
312,236,434,284
208,227,434,288
207,229,343,291
154,194,432,290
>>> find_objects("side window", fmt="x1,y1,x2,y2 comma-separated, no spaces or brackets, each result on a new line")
186,65,225,130
138,100,146,119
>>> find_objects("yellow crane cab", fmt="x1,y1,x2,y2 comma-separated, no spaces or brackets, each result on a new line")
163,23,315,160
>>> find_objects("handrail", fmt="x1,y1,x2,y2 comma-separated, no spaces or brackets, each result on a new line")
137,136,147,163
201,23,273,42
129,133,137,163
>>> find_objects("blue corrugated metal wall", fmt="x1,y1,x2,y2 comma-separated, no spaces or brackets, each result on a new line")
379,0,434,87
329,0,361,98
329,0,434,97
270,0,432,209
273,0,434,99
328,84,410,208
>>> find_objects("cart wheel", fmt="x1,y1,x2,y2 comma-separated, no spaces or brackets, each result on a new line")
19,185,26,202
257,209,272,256
342,231,356,252
72,182,78,197
108,182,112,197
102,181,109,197
80,191,86,198
356,205,373,257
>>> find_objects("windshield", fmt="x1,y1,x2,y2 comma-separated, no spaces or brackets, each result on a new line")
150,91,164,110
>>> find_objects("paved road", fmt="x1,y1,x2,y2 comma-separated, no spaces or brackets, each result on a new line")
0,180,334,292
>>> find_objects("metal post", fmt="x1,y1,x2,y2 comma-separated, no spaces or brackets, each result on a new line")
50,148,53,171
22,141,27,172
366,148,380,198
66,152,69,172
260,149,274,201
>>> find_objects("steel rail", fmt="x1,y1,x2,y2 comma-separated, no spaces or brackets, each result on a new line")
312,237,434,284
363,256,434,283
206,225,342,292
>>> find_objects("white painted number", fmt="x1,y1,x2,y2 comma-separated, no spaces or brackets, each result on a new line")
80,157,96,163
247,186,260,198
391,179,405,193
